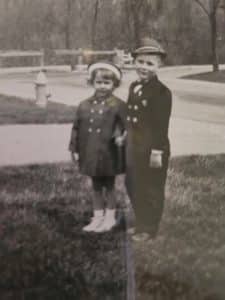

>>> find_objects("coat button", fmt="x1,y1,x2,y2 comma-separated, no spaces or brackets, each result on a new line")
134,105,138,110
142,99,148,107
133,117,138,123
96,128,101,133
88,128,93,133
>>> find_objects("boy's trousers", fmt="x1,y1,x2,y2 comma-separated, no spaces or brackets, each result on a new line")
125,152,169,237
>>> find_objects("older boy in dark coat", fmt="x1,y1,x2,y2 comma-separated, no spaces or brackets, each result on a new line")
125,38,172,241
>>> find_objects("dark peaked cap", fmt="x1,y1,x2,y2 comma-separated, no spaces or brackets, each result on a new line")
132,37,166,58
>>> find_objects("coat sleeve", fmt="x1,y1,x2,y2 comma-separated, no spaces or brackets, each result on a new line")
127,83,134,104
151,88,172,151
116,83,133,135
68,106,80,153
115,100,127,134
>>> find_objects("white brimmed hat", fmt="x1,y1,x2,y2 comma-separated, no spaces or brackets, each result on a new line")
88,61,122,81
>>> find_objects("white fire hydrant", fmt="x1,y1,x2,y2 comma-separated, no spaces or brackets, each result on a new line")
35,69,50,108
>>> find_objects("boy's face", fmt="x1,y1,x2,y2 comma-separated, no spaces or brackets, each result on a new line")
93,70,114,98
134,54,160,82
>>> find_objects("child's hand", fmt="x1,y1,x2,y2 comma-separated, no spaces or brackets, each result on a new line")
114,131,127,147
149,150,163,168
71,152,79,163
115,136,125,147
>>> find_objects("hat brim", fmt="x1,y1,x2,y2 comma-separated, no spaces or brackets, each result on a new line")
88,62,122,81
132,46,166,58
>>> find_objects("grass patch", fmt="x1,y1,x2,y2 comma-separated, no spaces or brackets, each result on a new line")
135,155,225,299
0,94,76,125
1,155,225,299
0,163,126,300
182,70,225,83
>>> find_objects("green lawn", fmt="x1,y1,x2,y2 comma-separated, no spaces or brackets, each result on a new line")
0,94,76,125
182,70,225,83
0,155,225,299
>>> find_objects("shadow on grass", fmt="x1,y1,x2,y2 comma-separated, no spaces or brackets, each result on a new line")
182,70,225,84
0,94,76,125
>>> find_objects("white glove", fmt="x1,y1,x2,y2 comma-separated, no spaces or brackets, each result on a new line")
115,136,125,146
114,131,127,147
71,152,79,163
149,150,163,168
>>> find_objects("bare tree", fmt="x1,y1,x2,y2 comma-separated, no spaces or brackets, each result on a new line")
91,0,101,49
123,0,164,48
128,0,145,47
64,0,74,49
194,0,223,71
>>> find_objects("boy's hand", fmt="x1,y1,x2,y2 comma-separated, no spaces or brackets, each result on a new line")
71,152,79,163
149,150,163,168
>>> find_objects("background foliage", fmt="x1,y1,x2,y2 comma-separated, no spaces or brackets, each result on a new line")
0,0,225,65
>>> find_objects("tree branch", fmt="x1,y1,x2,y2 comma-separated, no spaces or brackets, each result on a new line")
135,0,145,11
211,0,221,13
194,0,210,17
215,0,221,9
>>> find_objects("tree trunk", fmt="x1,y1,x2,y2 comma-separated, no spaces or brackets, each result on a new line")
133,14,141,48
124,0,133,48
92,0,100,49
130,1,141,48
210,12,219,72
65,0,72,49
65,24,71,49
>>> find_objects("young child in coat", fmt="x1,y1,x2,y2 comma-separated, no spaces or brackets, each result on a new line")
69,62,126,233
125,38,172,241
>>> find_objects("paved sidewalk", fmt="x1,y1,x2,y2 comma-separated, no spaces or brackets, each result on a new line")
0,124,71,166
1,116,225,167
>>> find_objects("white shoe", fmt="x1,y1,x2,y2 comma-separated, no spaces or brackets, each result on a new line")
94,209,117,233
131,232,150,242
83,210,104,232
127,227,135,235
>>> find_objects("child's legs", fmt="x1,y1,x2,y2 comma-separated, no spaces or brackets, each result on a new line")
83,177,106,232
103,176,116,209
93,176,117,232
91,177,104,210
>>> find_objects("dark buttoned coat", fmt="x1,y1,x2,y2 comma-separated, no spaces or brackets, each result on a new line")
69,94,126,177
125,75,172,236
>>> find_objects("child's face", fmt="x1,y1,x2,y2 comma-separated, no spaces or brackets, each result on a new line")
134,54,159,81
93,70,115,98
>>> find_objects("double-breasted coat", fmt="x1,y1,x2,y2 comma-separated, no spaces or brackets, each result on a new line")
69,94,126,177
125,75,172,236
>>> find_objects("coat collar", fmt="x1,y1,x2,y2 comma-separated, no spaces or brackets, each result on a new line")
136,75,159,87
90,93,115,104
